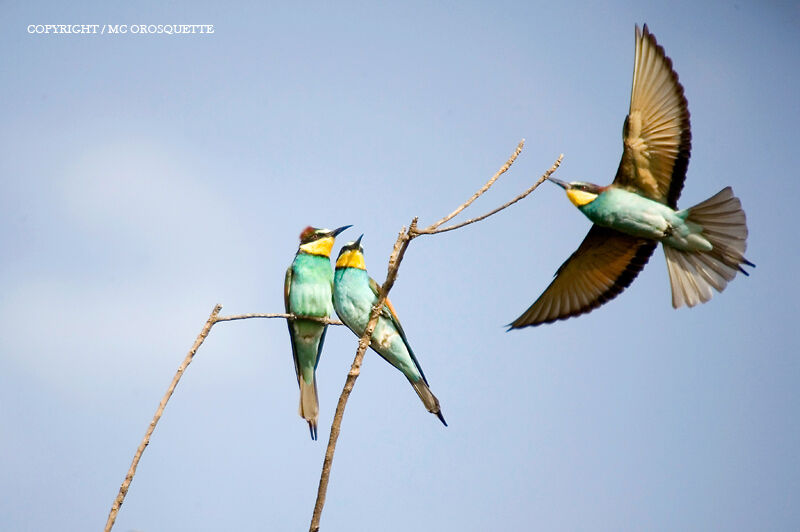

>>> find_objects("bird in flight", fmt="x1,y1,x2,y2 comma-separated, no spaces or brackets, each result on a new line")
510,24,753,329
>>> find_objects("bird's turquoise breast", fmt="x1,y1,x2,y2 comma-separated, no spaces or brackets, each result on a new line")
333,268,422,381
290,254,333,317
580,187,683,240
333,268,373,332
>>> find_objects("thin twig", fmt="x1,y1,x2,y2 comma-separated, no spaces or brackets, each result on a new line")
427,139,525,231
415,154,563,235
216,313,343,325
309,225,414,532
104,304,222,532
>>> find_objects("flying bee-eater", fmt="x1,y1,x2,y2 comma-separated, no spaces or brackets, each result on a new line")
333,236,447,426
285,224,351,439
510,24,753,329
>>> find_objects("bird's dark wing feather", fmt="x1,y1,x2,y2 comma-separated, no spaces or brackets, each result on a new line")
368,276,430,385
613,24,691,208
509,225,657,328
284,265,302,386
314,325,328,370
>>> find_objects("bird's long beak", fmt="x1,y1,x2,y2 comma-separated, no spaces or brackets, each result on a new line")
547,176,570,190
354,234,363,247
331,225,352,237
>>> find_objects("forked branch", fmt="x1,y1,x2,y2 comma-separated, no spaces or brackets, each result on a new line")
309,143,564,531
415,153,563,235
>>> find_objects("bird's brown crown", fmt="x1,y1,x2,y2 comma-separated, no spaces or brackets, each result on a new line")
299,226,319,243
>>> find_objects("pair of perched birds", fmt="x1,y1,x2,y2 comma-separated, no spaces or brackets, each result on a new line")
285,226,446,439
284,24,753,438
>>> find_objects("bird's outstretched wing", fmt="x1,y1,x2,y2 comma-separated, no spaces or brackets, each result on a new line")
509,225,657,328
613,24,691,208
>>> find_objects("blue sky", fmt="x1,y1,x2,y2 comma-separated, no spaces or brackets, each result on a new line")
1,2,799,531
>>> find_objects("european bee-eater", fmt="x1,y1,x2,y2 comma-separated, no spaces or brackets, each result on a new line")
285,225,350,439
333,236,447,426
510,25,753,328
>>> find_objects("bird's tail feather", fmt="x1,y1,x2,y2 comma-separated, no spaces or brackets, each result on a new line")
665,187,753,308
298,376,319,440
410,379,447,426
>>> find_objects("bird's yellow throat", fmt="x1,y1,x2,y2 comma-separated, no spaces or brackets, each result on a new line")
566,189,598,207
299,236,335,257
335,249,366,270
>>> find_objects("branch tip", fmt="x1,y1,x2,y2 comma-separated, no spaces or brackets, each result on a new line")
423,140,526,232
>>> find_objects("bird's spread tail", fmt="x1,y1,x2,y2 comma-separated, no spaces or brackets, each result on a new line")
410,379,447,426
298,377,319,440
665,187,754,308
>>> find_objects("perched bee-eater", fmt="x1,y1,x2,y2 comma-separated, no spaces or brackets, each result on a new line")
333,236,447,426
285,225,351,439
510,24,753,328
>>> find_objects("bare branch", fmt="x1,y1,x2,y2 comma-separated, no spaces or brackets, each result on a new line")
105,307,341,531
416,154,563,235
310,226,413,532
216,313,343,326
426,139,525,231
105,304,222,532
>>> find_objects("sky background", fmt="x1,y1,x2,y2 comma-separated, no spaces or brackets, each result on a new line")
1,2,799,531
